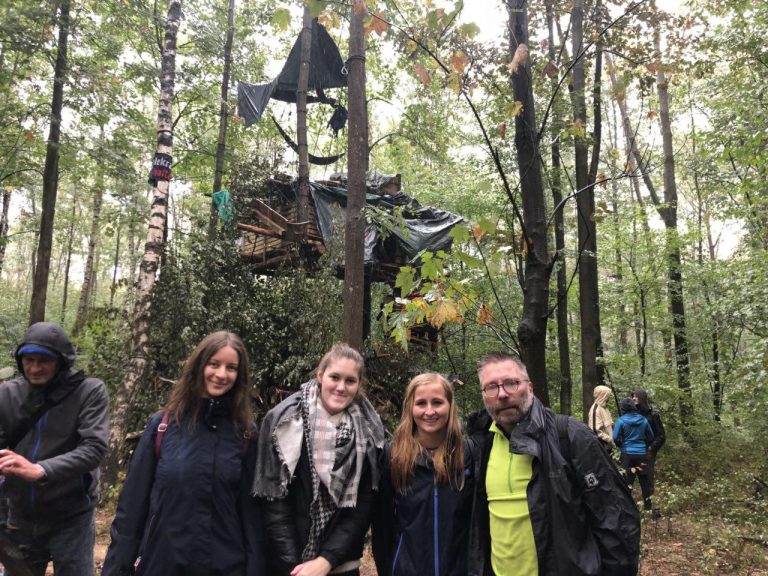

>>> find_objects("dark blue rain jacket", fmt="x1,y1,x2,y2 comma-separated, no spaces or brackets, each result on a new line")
102,398,264,576
372,439,479,576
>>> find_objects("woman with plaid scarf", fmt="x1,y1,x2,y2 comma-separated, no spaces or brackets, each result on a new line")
253,344,385,576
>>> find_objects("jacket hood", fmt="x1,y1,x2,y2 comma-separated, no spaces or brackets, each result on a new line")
633,388,651,413
620,397,637,415
15,322,76,372
593,385,612,407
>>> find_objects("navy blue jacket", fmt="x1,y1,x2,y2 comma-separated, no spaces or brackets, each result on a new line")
102,399,264,576
372,439,479,576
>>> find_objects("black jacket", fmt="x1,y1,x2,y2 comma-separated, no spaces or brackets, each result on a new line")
262,440,373,575
372,439,481,576
102,400,264,576
0,322,109,531
466,399,640,576
638,408,665,455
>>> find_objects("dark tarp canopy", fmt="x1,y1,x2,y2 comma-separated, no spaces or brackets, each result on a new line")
266,179,464,265
238,20,347,127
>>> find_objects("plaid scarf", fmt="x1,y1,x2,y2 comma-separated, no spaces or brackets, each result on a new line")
301,382,363,560
252,380,385,531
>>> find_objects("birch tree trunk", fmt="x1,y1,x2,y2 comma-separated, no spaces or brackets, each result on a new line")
103,0,181,485
342,0,367,351
507,0,550,405
208,0,236,239
29,0,70,324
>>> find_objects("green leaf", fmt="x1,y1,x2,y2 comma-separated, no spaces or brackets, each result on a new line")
271,7,291,31
450,224,470,243
478,217,497,235
456,250,482,268
459,22,481,38
307,0,328,18
395,266,416,295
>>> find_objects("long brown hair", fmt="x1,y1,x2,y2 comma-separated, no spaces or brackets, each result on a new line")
391,373,465,494
164,331,253,433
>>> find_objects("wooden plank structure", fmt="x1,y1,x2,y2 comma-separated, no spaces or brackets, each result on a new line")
238,198,326,270
238,174,406,283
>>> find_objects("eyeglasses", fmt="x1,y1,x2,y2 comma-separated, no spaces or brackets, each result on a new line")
482,379,529,397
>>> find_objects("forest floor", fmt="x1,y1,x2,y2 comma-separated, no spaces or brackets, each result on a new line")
87,506,768,576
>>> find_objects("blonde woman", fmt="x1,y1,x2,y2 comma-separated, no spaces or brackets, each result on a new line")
373,373,480,576
588,385,615,452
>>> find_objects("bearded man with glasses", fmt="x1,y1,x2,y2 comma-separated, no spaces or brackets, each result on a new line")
466,352,640,576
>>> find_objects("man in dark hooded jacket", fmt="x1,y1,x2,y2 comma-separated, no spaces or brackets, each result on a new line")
0,322,109,576
467,352,640,576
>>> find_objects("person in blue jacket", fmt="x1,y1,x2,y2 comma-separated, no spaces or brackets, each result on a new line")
372,372,479,576
102,331,264,576
613,397,655,511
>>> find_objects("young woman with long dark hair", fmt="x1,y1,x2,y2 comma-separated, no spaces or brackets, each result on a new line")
102,331,264,576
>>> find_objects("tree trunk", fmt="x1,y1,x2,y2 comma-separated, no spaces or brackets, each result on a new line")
0,188,11,276
208,0,236,239
545,0,572,415
110,222,121,308
653,6,693,425
296,4,312,225
29,0,69,324
507,0,550,406
60,198,77,324
572,0,605,417
102,0,181,486
341,0,367,351
74,139,106,336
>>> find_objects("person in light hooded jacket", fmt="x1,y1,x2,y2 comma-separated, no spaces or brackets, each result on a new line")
588,385,615,452
613,398,654,511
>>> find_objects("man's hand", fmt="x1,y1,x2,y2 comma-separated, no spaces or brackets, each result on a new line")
289,556,332,576
0,449,46,481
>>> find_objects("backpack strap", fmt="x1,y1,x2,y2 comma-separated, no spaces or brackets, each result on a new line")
154,411,170,459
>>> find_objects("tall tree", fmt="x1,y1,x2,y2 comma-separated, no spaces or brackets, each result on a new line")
29,0,70,324
295,4,312,226
652,3,693,425
342,0,368,351
545,0,573,415
507,0,550,405
103,0,182,484
0,188,11,276
74,129,106,335
60,196,77,324
208,0,236,239
572,0,606,416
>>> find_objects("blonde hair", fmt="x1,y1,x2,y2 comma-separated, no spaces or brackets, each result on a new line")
391,373,465,494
